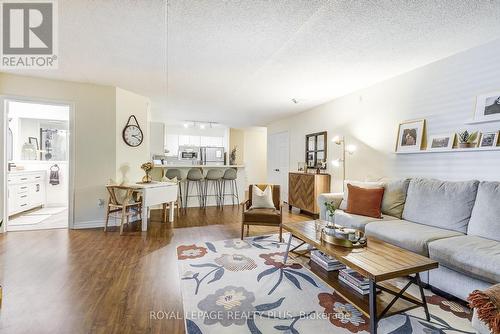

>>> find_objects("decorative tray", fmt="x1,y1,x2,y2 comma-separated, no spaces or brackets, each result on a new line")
320,225,367,248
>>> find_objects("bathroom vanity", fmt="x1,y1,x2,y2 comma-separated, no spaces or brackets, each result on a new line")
7,170,46,216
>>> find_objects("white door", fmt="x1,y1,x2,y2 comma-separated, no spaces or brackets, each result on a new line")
267,131,289,202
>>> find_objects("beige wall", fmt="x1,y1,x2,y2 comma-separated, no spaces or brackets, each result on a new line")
229,128,244,164
0,74,151,229
115,87,151,184
0,73,116,227
229,127,267,186
243,127,267,185
267,40,500,192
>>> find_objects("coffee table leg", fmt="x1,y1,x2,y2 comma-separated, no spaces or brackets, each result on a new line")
369,279,378,334
416,273,430,321
283,232,293,264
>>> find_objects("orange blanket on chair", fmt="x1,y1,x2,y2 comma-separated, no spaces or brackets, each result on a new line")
468,284,500,334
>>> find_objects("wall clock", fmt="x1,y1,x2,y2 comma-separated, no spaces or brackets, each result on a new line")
122,115,144,147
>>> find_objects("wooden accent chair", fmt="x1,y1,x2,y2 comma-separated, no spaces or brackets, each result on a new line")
104,185,143,235
241,184,283,241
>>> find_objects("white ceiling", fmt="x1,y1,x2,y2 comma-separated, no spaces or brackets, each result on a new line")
4,0,500,126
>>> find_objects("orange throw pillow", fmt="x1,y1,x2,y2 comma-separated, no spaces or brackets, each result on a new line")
346,184,385,218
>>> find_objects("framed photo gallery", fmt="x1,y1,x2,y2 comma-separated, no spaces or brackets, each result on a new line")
396,91,500,152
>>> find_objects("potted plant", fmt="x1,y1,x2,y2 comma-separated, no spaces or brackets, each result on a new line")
229,146,237,165
457,130,479,148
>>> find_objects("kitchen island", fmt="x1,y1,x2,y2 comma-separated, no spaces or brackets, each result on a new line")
152,165,246,207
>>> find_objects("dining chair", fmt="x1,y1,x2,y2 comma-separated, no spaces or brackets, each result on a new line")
104,185,143,235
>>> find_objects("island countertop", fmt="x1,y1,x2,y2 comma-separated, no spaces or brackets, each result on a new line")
153,164,245,168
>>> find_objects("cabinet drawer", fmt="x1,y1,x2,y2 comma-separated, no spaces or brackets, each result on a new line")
8,172,46,185
11,184,29,194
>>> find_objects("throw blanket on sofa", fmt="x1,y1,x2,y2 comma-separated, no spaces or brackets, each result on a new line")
468,284,500,334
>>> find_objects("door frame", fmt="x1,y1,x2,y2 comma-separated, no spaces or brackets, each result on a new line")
1,95,76,232
267,130,290,202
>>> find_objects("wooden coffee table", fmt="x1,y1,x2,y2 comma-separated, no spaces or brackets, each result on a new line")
282,220,438,334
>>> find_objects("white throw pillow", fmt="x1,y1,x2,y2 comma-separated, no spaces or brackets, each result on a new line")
250,185,276,209
339,180,386,210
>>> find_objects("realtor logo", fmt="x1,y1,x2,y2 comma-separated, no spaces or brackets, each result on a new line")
1,0,58,69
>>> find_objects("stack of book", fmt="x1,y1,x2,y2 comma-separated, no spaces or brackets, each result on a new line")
338,268,370,295
311,250,345,271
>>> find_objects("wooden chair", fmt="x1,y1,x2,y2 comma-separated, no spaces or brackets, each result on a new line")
241,184,283,241
162,200,180,222
104,185,143,235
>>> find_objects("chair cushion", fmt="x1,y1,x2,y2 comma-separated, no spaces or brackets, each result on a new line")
381,178,410,219
346,184,385,218
468,181,500,242
250,185,275,209
428,235,500,283
243,208,281,224
402,178,479,233
334,210,398,232
365,220,464,256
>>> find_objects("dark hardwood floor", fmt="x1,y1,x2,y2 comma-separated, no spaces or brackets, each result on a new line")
0,206,310,334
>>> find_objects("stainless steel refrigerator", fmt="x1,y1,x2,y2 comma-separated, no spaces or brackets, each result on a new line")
200,147,225,165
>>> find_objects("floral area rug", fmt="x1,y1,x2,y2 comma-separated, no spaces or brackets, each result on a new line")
176,234,474,334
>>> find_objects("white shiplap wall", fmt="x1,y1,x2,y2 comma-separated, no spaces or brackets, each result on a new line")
267,39,500,192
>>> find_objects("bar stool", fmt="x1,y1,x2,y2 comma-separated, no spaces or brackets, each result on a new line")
162,168,182,218
204,169,224,208
184,168,205,208
222,168,240,206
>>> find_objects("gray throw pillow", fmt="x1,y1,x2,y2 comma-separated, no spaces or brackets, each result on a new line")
381,178,410,219
468,181,500,242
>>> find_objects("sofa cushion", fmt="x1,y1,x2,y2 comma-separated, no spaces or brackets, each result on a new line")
365,220,464,256
468,181,500,242
334,210,398,231
402,178,479,233
381,178,410,219
428,235,500,283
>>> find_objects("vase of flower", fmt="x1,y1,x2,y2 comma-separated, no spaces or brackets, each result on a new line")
141,162,153,183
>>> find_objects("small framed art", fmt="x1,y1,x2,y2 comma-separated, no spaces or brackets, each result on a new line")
427,134,455,151
396,119,426,152
479,131,499,148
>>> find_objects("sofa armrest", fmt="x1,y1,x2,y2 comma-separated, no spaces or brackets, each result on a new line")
318,192,344,220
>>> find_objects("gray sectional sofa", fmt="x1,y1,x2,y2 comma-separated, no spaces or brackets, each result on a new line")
318,178,500,301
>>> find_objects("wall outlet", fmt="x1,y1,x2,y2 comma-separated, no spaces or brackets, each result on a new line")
98,199,105,207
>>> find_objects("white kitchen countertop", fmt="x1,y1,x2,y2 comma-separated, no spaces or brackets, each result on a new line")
153,164,245,168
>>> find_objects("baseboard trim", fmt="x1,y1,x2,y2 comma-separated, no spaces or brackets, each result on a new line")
73,216,141,229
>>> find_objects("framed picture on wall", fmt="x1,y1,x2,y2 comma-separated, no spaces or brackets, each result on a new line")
474,91,500,122
427,133,455,151
479,131,499,147
395,119,426,152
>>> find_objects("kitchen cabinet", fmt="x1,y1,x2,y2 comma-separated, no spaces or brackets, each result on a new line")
8,171,46,216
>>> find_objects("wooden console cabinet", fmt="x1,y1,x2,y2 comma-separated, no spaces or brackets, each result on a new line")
288,172,331,216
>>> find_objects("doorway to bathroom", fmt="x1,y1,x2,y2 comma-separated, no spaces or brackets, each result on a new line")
3,99,73,231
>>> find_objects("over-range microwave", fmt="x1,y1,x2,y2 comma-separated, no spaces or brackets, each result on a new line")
178,146,200,160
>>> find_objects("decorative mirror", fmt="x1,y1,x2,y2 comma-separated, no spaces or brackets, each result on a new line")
305,131,327,169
